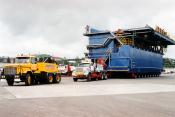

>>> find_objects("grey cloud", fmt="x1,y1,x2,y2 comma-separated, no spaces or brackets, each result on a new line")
0,0,175,58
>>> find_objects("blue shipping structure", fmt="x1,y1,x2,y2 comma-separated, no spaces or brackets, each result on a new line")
84,25,175,78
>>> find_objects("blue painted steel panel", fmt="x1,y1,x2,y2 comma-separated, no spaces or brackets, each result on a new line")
105,45,163,73
89,34,111,45
129,46,163,73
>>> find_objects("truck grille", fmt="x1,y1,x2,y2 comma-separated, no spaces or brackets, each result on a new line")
4,67,17,75
76,68,83,72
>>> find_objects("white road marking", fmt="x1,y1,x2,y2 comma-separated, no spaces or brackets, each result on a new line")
5,83,175,99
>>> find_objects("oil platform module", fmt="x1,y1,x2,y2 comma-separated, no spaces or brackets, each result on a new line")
84,25,175,78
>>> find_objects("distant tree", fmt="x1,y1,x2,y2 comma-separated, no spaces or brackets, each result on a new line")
163,58,175,68
62,57,69,65
56,60,62,65
75,56,81,66
7,57,11,63
13,58,15,63
0,57,3,62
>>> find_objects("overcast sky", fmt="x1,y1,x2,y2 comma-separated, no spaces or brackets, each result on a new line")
0,0,175,58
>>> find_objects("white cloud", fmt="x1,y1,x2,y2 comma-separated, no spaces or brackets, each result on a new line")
0,0,175,58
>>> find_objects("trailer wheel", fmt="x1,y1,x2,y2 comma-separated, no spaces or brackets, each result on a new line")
73,78,78,82
107,72,112,79
136,74,139,78
155,74,157,77
158,73,160,77
87,74,91,82
154,74,156,77
102,74,107,80
25,73,33,86
6,77,14,86
53,73,61,83
130,73,137,79
142,74,145,78
157,73,160,77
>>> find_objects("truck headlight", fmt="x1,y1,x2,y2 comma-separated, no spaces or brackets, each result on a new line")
1,75,5,79
84,71,89,76
15,75,20,78
72,71,76,76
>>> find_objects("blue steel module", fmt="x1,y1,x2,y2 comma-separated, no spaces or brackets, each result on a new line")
84,25,175,78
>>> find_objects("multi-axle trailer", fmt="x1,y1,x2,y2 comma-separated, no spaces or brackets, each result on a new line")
84,25,175,78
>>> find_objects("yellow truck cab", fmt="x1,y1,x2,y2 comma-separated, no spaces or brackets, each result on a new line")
1,54,61,86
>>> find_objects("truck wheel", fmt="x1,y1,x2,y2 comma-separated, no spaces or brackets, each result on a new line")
25,73,33,86
6,77,14,86
87,74,91,82
46,74,53,84
33,78,39,85
73,78,78,82
53,73,61,83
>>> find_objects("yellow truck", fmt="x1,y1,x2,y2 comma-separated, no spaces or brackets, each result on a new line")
1,54,61,86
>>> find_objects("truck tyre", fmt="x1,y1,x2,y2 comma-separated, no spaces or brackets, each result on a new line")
53,73,61,83
46,73,53,84
87,74,91,82
6,77,14,86
73,78,78,82
25,73,33,86
33,77,39,85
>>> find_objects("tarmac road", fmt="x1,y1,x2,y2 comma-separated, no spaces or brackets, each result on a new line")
0,74,175,117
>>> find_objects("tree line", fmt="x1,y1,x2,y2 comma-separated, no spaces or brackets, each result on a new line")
1,56,175,68
163,58,175,68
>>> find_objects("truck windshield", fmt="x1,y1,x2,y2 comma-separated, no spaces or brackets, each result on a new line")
79,63,90,67
15,57,30,63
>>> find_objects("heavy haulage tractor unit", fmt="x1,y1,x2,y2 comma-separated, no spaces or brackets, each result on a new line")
72,59,107,82
1,54,61,86
84,25,175,78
